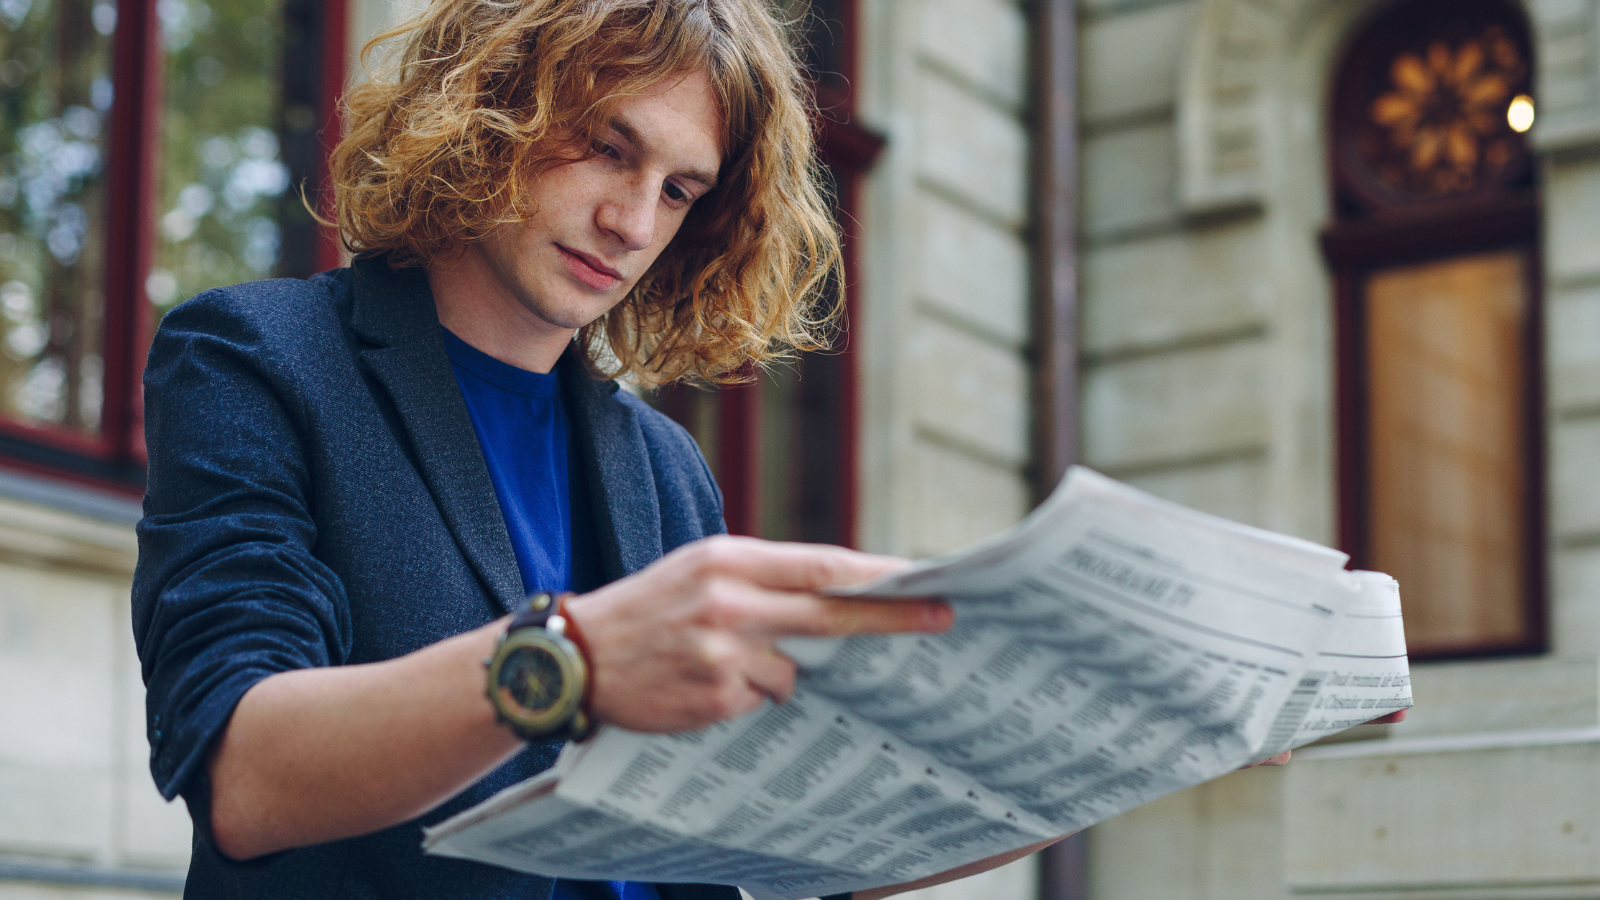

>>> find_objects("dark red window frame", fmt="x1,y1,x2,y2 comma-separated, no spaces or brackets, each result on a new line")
660,0,883,545
1321,0,1547,660
0,0,346,497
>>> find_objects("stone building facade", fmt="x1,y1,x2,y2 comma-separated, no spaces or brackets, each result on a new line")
1082,0,1600,897
14,0,1585,897
0,0,1040,897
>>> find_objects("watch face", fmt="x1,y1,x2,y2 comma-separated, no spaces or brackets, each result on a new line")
496,644,565,715
488,628,586,737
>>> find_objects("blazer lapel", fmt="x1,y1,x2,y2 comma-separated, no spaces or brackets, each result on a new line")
348,258,524,615
561,351,663,581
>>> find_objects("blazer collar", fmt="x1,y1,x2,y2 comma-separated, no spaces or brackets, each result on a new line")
349,256,665,598
348,258,524,614
559,352,663,582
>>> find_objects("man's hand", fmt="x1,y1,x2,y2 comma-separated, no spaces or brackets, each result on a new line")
567,535,952,733
206,535,944,860
1238,708,1410,770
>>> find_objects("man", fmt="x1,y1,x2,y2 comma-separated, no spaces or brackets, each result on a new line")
132,1,1042,897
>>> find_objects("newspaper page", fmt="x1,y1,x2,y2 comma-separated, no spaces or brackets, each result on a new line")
425,467,1413,899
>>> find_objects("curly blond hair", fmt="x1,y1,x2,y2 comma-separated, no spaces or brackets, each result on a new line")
329,0,842,385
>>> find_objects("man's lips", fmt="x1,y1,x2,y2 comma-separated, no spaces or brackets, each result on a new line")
557,245,622,290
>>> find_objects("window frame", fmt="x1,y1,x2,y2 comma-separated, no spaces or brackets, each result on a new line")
660,0,883,546
0,0,346,496
1321,0,1548,660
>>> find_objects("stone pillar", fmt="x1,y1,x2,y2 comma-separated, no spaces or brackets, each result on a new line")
1083,0,1600,897
0,490,188,898
855,0,1041,897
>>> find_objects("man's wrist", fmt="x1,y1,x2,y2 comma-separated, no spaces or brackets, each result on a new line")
552,593,596,719
484,593,595,742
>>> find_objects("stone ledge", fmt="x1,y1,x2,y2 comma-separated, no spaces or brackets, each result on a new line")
0,856,183,895
1390,657,1600,739
1286,732,1600,892
0,494,138,578
1289,880,1600,900
1297,725,1600,762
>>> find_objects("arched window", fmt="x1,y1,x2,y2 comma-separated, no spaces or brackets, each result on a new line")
1323,0,1545,658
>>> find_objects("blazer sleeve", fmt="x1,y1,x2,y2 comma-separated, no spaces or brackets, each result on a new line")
132,288,353,808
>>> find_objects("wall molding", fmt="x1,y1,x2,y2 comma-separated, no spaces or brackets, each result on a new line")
1178,0,1600,213
1530,0,1600,152
1290,879,1600,900
1177,0,1283,214
1297,724,1600,760
0,492,138,577
0,858,183,895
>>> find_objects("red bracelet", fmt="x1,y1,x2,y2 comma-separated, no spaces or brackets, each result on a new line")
553,592,596,732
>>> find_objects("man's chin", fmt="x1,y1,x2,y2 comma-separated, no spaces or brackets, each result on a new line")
524,295,625,333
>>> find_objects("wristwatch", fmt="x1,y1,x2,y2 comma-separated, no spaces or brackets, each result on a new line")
485,591,596,742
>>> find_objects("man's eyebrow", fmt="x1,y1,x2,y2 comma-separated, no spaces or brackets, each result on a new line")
609,117,720,190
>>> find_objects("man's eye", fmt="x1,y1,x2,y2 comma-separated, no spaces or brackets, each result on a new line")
593,141,619,159
664,182,687,203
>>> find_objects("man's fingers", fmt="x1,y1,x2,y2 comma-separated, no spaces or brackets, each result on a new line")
1241,750,1292,768
1370,709,1407,725
711,583,952,638
678,535,912,593
813,596,953,636
744,647,799,704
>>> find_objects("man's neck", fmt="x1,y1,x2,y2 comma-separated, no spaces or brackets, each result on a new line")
425,250,574,374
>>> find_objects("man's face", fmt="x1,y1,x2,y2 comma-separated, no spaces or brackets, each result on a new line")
469,70,724,336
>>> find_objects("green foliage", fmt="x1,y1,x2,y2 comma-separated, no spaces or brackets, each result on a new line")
150,0,289,311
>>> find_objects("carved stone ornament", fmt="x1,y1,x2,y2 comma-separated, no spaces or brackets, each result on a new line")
1177,0,1283,215
1178,0,1600,216
1333,0,1535,213
1360,30,1527,196
1527,0,1600,151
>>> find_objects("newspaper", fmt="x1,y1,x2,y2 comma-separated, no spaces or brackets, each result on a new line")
424,467,1412,899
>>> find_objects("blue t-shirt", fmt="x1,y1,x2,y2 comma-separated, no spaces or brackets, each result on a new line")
444,328,574,593
443,329,658,900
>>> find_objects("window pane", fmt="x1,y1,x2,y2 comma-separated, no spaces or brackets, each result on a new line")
151,0,325,314
1365,250,1531,653
774,0,849,92
0,0,115,434
760,352,848,544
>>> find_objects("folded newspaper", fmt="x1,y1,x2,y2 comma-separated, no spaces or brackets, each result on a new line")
424,466,1412,899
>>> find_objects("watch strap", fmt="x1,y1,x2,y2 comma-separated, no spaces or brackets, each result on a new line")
498,591,595,743
510,591,568,631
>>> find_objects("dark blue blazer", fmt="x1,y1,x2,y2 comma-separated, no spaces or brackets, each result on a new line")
132,257,735,900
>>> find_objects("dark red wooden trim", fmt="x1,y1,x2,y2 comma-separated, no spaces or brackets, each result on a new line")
1325,223,1547,660
837,0,859,101
716,378,762,536
816,115,885,177
1327,0,1535,218
710,0,881,547
1033,0,1080,499
819,0,880,549
1320,194,1540,269
831,154,873,550
1035,0,1087,896
1039,825,1089,900
1331,268,1367,565
3,0,352,489
0,417,114,459
1519,242,1550,658
316,0,348,273
1324,0,1547,662
101,0,161,470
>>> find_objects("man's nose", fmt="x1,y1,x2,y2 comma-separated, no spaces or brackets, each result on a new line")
597,181,657,252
